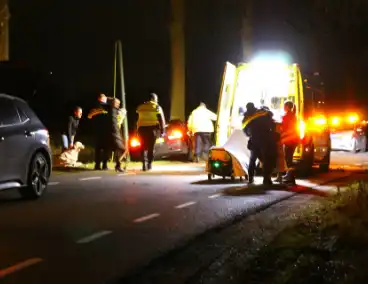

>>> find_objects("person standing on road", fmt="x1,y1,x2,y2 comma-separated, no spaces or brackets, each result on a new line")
187,102,217,162
61,106,82,152
136,93,166,171
242,102,259,184
109,98,127,172
88,93,111,170
243,105,277,185
280,101,298,184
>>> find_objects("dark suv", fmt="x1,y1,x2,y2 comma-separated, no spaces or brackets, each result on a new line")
0,94,52,199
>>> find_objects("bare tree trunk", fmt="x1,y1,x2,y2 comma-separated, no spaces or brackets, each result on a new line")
170,0,185,121
241,0,252,61
0,0,10,61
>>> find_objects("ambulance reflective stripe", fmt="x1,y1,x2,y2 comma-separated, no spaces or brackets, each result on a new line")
136,102,161,127
87,108,108,119
242,110,269,129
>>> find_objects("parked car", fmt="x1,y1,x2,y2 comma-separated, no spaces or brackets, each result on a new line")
129,119,193,161
0,94,52,199
330,116,367,153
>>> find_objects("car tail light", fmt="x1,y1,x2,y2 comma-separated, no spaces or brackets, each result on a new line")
130,137,141,148
168,129,183,140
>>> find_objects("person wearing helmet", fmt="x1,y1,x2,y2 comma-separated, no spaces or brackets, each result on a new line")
136,93,166,171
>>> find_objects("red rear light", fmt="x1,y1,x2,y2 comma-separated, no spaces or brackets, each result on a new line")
130,137,141,148
168,129,183,140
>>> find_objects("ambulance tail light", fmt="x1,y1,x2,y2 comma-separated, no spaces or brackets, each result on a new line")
130,137,141,148
347,114,359,124
299,120,306,140
312,116,327,126
168,129,183,140
330,116,340,126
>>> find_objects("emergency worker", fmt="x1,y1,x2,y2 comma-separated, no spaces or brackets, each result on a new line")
109,98,127,172
187,102,217,162
242,103,258,183
136,93,166,171
88,93,111,170
243,105,277,185
280,101,298,184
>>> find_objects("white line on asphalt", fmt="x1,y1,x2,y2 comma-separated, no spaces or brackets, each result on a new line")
79,176,101,181
175,201,197,209
208,193,223,199
48,182,60,186
117,172,136,176
0,258,43,278
76,231,112,244
133,213,160,223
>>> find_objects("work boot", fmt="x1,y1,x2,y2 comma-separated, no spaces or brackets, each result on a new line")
263,178,273,186
282,170,296,185
274,173,283,183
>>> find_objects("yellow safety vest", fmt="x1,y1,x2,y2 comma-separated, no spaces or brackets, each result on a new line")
242,110,269,129
87,107,108,119
136,101,162,128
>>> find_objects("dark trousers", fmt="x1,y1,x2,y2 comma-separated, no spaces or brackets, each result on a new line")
193,132,212,157
248,149,261,180
138,126,159,166
94,141,110,169
249,144,277,182
284,144,297,169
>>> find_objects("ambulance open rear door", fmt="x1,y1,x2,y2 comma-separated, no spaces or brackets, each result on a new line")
215,62,237,146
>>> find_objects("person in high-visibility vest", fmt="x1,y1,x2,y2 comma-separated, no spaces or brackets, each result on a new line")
187,102,217,162
136,93,166,171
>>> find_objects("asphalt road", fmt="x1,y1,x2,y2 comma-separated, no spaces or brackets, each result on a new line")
0,152,366,284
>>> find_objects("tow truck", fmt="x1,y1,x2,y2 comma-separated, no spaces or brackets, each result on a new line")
214,56,331,174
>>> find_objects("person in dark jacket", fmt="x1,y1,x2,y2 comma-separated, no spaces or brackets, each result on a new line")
62,106,82,151
243,105,277,185
88,93,111,170
109,98,127,172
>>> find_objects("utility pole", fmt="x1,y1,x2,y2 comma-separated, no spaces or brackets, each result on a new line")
0,0,10,61
113,40,130,161
241,0,252,61
169,0,185,121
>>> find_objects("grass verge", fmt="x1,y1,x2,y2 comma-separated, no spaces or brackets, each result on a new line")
231,181,368,284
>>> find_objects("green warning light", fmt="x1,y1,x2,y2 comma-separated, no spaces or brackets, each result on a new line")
213,161,220,168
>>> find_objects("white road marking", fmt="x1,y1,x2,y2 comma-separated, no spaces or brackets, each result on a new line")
0,258,43,278
79,176,101,181
76,230,112,244
48,182,60,186
117,172,136,176
175,201,197,209
133,213,160,223
208,193,223,199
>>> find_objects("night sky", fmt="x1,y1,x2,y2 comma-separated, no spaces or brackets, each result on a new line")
6,0,368,132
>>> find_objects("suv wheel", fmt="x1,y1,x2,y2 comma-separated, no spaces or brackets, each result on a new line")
19,152,50,199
